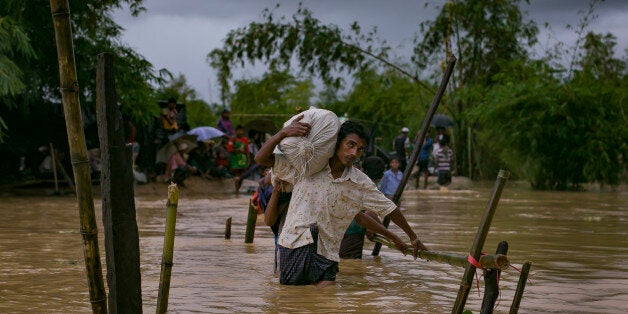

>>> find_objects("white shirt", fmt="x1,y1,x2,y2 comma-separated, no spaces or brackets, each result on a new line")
274,154,396,262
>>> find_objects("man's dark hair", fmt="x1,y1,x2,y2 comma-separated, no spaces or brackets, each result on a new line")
168,97,177,104
362,156,386,181
336,120,368,149
235,125,244,130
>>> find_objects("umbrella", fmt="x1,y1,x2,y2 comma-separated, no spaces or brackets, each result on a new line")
187,126,225,141
244,118,278,134
155,135,198,164
431,114,454,128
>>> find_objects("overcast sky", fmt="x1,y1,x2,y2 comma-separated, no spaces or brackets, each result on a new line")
112,0,628,104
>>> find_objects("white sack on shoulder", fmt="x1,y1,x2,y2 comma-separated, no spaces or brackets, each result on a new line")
275,108,340,179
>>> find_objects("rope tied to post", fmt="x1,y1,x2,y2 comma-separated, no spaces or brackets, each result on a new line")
468,253,485,298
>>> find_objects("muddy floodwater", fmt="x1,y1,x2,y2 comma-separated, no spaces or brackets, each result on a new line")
1,181,626,313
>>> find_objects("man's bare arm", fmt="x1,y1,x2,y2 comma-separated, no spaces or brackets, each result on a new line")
387,208,428,259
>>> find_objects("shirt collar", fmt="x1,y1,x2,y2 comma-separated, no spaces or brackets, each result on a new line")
328,165,361,183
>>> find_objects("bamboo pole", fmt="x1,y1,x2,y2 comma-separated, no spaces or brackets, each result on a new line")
49,1,107,312
373,55,457,256
452,170,510,314
371,235,509,270
49,143,59,194
157,183,179,314
225,217,232,239
509,261,532,314
244,201,257,243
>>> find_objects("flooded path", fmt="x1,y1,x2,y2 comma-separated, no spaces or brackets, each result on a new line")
1,182,626,313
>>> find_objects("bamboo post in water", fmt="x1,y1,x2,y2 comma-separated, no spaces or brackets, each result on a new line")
509,261,532,314
481,241,509,314
157,183,179,314
371,235,509,270
49,143,59,194
452,170,510,314
225,217,232,239
97,52,142,313
53,148,76,192
244,201,257,243
373,55,457,256
49,0,107,312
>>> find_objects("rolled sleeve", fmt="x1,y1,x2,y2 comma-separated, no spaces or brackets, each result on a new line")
362,184,396,217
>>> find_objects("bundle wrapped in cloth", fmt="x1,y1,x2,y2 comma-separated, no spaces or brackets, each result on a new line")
273,108,340,183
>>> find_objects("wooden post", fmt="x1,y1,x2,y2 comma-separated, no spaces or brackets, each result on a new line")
509,261,532,314
452,170,510,314
49,1,107,312
244,201,257,243
225,217,232,239
53,149,76,192
97,52,142,313
480,241,508,313
467,126,473,180
373,55,457,256
157,184,179,314
49,143,59,194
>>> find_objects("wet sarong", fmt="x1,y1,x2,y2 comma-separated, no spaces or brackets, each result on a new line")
278,225,338,285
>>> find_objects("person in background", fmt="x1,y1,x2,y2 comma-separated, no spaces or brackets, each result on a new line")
216,108,235,138
229,125,249,193
393,127,410,172
161,97,179,134
415,131,433,189
435,136,455,191
213,137,232,178
165,142,197,187
379,157,403,199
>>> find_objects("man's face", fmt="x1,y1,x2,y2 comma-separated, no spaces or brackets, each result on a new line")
390,159,400,171
235,128,244,137
168,102,176,110
222,111,230,119
335,133,366,167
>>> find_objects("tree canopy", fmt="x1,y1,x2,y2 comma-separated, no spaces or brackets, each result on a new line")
208,0,626,190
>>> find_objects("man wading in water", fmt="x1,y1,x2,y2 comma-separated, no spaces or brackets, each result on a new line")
255,117,428,288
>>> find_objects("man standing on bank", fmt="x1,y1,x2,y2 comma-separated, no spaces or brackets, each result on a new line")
255,116,428,288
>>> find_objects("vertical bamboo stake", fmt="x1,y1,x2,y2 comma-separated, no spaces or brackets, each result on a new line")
52,143,76,191
480,241,508,314
452,170,510,314
373,55,457,256
225,217,232,239
157,183,179,314
49,143,59,194
49,1,107,312
509,261,532,314
244,201,257,243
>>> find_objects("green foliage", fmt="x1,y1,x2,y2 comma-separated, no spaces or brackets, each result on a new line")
327,68,432,150
0,16,34,97
208,3,389,104
229,70,314,127
0,0,164,127
155,74,216,128
470,56,626,190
